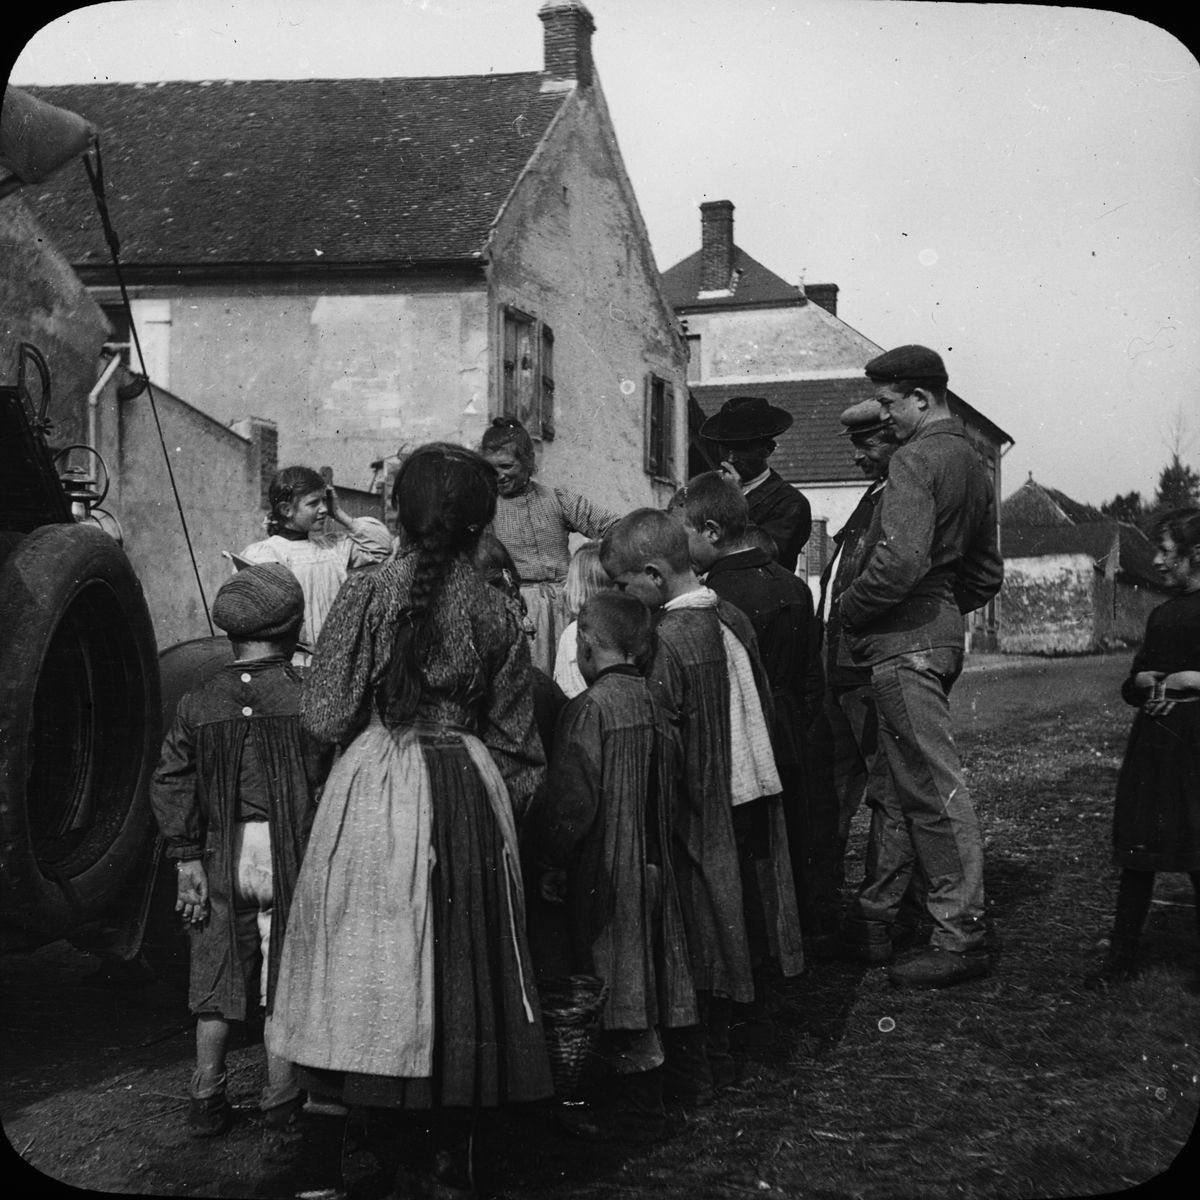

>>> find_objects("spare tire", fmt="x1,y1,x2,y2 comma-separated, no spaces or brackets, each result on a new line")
0,523,160,937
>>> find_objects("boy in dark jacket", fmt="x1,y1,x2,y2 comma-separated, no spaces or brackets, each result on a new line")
150,563,327,1141
600,510,802,1106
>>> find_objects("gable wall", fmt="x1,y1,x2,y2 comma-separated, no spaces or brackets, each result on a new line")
488,87,687,513
94,275,490,493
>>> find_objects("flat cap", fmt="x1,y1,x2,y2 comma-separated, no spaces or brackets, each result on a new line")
699,395,793,442
864,344,948,384
839,398,889,437
213,562,304,639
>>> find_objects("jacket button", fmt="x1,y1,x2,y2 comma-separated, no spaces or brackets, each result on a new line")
242,706,253,716
241,673,252,683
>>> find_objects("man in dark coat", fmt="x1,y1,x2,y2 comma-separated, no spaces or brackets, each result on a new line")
834,346,1003,989
701,396,812,572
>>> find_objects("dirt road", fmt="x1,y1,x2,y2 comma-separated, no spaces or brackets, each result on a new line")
4,652,1197,1197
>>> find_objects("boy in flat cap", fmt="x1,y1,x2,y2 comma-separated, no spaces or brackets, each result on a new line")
828,347,1002,988
700,396,813,573
150,563,329,1146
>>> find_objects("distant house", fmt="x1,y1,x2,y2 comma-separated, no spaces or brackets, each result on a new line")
25,0,687,520
662,199,1012,650
1000,476,1166,653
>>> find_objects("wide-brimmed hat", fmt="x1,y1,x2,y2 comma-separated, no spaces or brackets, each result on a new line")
839,398,889,437
213,562,304,639
700,396,793,442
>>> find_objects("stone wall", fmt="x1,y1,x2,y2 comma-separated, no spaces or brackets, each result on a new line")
999,553,1095,654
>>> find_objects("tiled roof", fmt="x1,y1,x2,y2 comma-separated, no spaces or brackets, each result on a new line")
1002,478,1109,527
662,245,802,310
692,377,881,484
692,378,1010,486
1002,524,1118,561
21,76,568,266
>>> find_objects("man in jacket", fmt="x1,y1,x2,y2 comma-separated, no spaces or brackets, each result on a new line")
701,396,813,573
831,346,1003,988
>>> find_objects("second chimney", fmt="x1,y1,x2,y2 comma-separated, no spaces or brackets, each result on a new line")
700,200,735,292
540,1,596,88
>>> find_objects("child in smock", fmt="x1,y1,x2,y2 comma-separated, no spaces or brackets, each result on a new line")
240,466,393,665
150,563,328,1151
1087,507,1200,989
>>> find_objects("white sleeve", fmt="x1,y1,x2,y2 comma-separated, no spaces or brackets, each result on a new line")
342,517,395,568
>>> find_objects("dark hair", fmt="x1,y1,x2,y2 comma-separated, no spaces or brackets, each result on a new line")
887,378,948,403
668,471,749,542
473,530,523,603
600,508,691,578
381,443,498,727
480,417,536,472
1152,507,1200,561
578,590,652,666
266,466,326,536
743,523,778,562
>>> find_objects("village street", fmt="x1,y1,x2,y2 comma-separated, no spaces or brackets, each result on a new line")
4,652,1197,1199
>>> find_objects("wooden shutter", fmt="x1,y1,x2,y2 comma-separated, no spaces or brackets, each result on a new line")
539,324,555,441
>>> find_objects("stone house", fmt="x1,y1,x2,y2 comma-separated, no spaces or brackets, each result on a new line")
1000,476,1166,653
662,199,1011,649
24,1,688,528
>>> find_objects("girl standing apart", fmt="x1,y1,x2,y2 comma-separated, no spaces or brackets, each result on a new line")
553,541,613,699
267,444,552,1199
240,466,393,666
480,418,618,675
1087,507,1200,989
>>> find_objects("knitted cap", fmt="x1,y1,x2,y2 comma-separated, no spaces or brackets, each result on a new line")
212,562,304,639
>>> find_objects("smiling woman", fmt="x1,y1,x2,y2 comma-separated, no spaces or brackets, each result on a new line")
480,418,618,675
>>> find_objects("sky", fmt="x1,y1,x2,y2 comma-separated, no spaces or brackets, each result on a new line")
7,0,1199,505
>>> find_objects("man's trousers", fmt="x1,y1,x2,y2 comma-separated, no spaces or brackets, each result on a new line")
840,647,986,955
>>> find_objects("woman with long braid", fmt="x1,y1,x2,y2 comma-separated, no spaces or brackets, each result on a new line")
267,444,552,1199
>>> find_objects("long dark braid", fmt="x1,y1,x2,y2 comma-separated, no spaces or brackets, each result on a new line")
380,444,498,728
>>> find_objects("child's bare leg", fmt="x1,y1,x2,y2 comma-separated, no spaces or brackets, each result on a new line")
193,1015,231,1097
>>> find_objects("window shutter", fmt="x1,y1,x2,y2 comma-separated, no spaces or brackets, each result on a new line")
539,324,555,441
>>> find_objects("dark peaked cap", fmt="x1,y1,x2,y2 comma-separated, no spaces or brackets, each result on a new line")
213,563,304,639
700,395,793,442
864,344,949,384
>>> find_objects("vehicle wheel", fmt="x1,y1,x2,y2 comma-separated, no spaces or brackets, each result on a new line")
0,524,160,937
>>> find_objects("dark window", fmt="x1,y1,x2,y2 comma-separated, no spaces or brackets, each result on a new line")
645,373,674,481
501,308,554,440
100,303,132,367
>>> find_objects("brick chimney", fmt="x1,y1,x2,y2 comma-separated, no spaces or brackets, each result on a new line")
700,200,735,292
540,1,595,88
806,283,839,316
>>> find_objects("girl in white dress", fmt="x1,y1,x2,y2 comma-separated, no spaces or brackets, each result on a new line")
240,466,393,666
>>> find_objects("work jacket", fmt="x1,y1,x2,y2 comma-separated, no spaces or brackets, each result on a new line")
838,419,1002,665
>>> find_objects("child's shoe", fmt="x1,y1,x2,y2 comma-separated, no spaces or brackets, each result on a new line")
261,1096,305,1164
188,1092,233,1138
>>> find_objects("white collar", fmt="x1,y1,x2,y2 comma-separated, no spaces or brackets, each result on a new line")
741,468,772,495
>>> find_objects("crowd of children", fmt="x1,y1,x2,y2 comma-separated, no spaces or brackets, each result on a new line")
149,423,1200,1199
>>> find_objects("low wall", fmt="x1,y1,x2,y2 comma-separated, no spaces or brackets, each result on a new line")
999,553,1095,654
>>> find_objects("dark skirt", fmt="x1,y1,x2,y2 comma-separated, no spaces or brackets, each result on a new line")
299,738,553,1109
1113,705,1200,872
